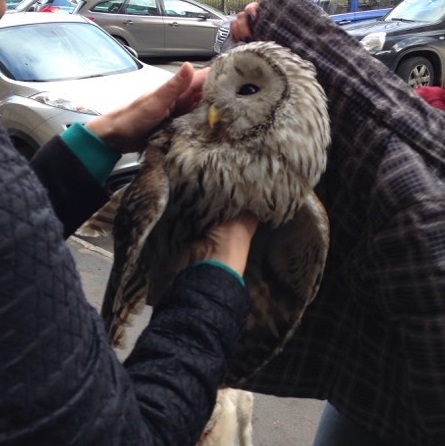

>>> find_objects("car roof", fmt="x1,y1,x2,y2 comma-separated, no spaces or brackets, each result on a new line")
0,11,90,27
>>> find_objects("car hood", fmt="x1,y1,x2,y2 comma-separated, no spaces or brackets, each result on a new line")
345,19,429,39
15,63,173,115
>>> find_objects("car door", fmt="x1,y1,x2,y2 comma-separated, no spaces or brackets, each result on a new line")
161,0,220,57
84,0,165,57
116,0,165,56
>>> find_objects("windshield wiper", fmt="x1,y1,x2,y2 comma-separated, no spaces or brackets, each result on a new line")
79,73,106,79
390,17,416,22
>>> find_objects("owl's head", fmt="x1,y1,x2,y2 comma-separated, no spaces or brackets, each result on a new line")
203,41,330,146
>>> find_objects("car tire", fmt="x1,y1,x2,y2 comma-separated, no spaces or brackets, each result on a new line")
11,138,35,161
396,57,434,88
113,36,128,46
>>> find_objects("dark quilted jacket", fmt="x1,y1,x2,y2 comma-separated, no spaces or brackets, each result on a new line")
0,125,250,446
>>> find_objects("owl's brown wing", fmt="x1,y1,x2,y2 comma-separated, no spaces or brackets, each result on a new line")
223,191,329,387
76,185,127,238
101,146,170,347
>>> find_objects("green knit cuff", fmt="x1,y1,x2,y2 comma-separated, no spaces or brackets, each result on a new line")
61,122,121,186
192,260,245,286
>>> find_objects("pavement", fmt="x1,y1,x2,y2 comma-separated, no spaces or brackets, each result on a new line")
67,235,325,445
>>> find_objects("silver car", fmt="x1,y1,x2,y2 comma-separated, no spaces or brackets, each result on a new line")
0,13,172,193
73,0,228,58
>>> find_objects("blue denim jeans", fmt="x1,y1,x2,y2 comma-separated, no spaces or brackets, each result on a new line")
313,402,397,446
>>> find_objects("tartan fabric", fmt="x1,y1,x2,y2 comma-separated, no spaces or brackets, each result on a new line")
233,0,445,443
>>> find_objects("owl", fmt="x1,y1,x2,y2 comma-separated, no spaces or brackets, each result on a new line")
196,388,254,446
79,41,331,386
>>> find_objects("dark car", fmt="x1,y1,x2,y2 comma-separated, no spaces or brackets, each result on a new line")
213,0,399,54
344,0,445,87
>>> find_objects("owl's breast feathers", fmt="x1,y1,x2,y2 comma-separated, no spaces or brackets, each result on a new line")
158,116,326,229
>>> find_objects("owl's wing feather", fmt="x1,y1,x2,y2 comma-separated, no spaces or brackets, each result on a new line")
76,185,127,238
101,146,169,347
223,191,329,386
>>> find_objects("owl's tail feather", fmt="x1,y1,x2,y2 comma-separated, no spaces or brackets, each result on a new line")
76,186,127,237
120,299,146,327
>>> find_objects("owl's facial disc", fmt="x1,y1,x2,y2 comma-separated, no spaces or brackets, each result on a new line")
205,50,287,135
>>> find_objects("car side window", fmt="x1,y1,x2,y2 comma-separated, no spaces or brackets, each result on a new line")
124,0,160,15
163,0,208,18
357,0,399,11
317,0,350,15
90,0,124,13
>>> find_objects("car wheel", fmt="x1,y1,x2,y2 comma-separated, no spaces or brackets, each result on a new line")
113,36,128,46
396,57,434,88
12,138,35,161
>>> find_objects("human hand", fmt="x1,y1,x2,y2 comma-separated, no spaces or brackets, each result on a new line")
192,213,258,277
230,2,259,43
85,62,210,153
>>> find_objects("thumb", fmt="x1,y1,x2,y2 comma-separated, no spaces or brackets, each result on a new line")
157,62,194,103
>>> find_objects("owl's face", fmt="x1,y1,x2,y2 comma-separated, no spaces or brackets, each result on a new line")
201,41,327,145
203,45,288,137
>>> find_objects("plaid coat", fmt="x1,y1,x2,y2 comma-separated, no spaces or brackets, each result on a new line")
232,0,445,444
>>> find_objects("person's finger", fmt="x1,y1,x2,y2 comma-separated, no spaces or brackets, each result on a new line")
244,2,259,19
173,67,210,116
231,11,253,42
155,62,195,104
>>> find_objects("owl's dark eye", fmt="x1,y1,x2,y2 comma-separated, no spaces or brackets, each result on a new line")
237,84,260,95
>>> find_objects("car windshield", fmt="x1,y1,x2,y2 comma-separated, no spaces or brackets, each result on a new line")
386,0,445,22
0,22,140,81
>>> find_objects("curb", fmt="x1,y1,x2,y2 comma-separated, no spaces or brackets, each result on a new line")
70,236,114,260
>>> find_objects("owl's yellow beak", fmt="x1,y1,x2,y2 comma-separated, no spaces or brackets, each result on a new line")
208,104,222,129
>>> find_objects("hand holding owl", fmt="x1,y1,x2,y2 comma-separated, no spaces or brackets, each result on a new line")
85,62,209,153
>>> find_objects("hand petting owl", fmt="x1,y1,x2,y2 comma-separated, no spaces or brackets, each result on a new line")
79,41,331,386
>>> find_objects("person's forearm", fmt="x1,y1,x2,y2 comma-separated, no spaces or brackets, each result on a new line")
124,264,251,445
30,135,110,238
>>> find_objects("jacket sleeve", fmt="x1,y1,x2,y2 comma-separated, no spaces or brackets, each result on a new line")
0,126,250,446
30,135,110,238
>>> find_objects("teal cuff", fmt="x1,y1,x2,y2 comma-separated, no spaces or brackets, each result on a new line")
192,260,245,286
61,122,121,186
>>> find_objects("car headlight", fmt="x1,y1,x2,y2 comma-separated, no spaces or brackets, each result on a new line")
360,32,386,52
30,92,99,115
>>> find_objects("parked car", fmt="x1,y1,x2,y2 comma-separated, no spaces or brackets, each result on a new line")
213,0,399,54
73,0,229,58
6,0,39,11
6,0,77,12
34,0,78,12
344,0,445,87
0,13,173,193
318,0,399,25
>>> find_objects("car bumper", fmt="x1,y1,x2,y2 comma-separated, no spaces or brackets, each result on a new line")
2,104,140,193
